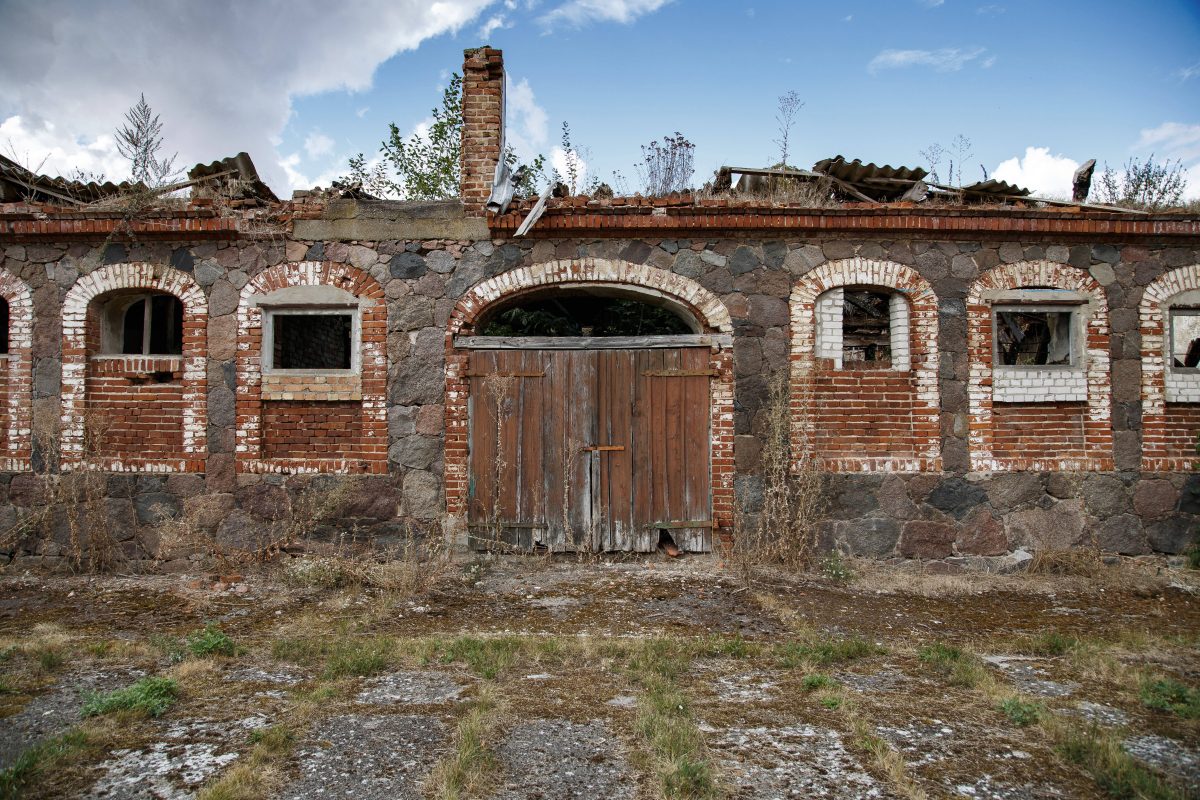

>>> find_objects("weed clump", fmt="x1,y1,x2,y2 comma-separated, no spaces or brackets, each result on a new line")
0,730,89,798
801,673,837,692
81,676,178,718
999,697,1044,726
186,623,238,658
776,636,882,667
1056,726,1180,800
1140,677,1199,718
918,642,987,688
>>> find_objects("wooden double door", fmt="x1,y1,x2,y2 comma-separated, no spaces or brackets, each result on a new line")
466,346,712,552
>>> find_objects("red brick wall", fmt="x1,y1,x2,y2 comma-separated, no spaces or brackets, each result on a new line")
84,357,186,466
460,47,504,216
0,368,10,453
1145,405,1200,466
990,402,1088,461
261,400,371,462
811,369,925,464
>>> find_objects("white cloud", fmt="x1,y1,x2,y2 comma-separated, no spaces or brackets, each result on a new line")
0,0,496,194
992,146,1079,197
539,0,671,30
867,47,986,74
356,107,370,119
843,14,853,22
977,4,1005,13
1178,62,1200,82
551,146,588,190
477,14,508,39
919,0,944,7
505,77,549,162
1,115,125,182
981,55,996,68
304,132,335,160
1134,121,1200,163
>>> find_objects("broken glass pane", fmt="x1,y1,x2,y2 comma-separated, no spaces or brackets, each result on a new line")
1170,309,1200,369
994,309,1074,366
842,290,891,366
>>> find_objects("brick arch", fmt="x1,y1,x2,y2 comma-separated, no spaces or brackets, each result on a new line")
1139,264,1200,469
443,258,737,537
448,258,734,335
0,268,33,471
966,260,1111,471
61,263,208,471
789,257,940,471
235,261,387,474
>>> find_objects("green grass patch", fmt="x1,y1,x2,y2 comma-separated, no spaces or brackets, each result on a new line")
432,636,523,680
81,676,178,718
322,639,394,679
999,697,1044,727
186,624,238,658
149,633,189,664
1023,632,1083,657
775,636,882,668
0,729,88,800
801,673,837,692
1140,677,1200,719
1056,726,1182,800
426,687,503,800
918,642,987,688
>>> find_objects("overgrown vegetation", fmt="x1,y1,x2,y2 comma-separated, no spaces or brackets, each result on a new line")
917,642,987,688
116,93,178,188
0,730,89,800
1139,676,1199,718
186,623,238,658
1095,154,1187,210
634,132,695,196
998,697,1044,726
1055,726,1182,800
776,635,883,667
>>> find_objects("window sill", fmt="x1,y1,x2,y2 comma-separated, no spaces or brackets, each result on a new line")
261,372,362,401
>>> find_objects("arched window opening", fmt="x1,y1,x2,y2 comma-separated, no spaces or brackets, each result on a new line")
478,289,694,337
99,291,183,355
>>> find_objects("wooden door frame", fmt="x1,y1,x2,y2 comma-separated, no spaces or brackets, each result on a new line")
442,260,737,552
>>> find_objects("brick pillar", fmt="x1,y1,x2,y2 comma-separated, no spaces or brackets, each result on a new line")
460,47,504,217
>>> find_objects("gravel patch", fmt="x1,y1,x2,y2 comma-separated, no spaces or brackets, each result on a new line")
493,719,633,800
355,671,463,705
834,667,907,693
713,671,777,702
85,717,267,800
1070,701,1130,727
712,724,891,798
984,657,1077,697
1123,734,1200,786
280,714,447,800
0,669,145,770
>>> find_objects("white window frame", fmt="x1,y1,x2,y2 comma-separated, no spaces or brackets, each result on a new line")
262,306,361,375
991,302,1083,370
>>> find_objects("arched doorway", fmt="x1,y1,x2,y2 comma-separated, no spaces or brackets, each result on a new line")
446,259,735,553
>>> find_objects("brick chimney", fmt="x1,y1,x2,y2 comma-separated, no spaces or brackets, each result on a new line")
460,47,504,216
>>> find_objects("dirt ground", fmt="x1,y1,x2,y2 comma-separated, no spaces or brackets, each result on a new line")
0,554,1197,799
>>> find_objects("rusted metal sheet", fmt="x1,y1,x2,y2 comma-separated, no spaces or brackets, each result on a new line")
466,347,712,553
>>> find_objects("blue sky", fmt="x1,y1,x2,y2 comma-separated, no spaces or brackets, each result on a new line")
2,0,1198,199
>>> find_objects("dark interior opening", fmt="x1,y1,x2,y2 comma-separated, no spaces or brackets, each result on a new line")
842,289,891,366
273,313,352,369
995,309,1073,366
121,294,183,355
478,292,692,337
0,298,9,354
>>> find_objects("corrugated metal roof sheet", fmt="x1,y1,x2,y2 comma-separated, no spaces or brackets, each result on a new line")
960,178,1031,197
0,153,144,204
812,155,929,185
188,152,278,202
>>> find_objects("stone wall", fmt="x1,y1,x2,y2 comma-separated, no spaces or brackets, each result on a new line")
0,226,1197,568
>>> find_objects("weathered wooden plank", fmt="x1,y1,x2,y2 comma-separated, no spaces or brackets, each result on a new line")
455,335,732,350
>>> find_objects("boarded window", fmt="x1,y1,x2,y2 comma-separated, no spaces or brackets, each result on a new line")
994,308,1074,366
118,294,183,355
842,289,891,366
271,313,353,370
1170,308,1200,369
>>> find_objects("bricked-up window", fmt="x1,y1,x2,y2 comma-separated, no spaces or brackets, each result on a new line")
1170,308,1200,370
993,307,1076,366
842,289,891,367
267,311,356,371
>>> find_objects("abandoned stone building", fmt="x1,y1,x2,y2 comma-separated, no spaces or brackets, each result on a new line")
0,46,1198,569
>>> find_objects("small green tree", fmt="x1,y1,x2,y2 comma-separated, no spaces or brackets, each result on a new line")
116,94,177,187
1095,154,1187,210
345,73,545,201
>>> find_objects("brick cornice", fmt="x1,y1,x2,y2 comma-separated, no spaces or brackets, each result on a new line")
489,202,1200,241
0,211,241,241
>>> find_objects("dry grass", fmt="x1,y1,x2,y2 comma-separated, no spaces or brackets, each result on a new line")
424,684,507,800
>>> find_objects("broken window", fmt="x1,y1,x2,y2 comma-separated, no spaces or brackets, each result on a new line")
993,307,1075,366
1170,308,1200,370
94,292,183,355
842,289,892,367
268,311,355,370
